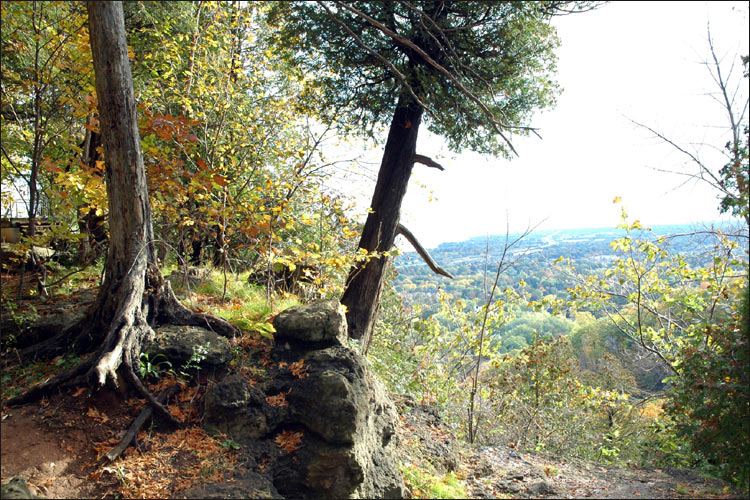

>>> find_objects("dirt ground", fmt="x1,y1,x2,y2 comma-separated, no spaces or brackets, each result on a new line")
462,445,740,499
0,291,744,499
1,374,243,499
1,388,136,498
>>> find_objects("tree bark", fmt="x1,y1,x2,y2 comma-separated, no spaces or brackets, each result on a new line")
85,0,163,387
8,1,236,413
340,94,423,351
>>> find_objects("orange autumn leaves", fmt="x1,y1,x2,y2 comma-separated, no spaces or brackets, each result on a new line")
278,359,308,379
275,429,304,454
268,359,308,455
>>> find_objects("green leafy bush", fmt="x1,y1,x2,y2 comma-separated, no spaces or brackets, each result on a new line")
666,290,750,491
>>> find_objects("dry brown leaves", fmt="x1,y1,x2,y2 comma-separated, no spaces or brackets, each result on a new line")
274,429,304,454
278,359,308,379
83,377,236,498
233,332,269,351
96,426,240,498
86,406,109,424
265,389,291,408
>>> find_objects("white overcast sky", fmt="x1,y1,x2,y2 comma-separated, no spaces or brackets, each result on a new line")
370,1,749,249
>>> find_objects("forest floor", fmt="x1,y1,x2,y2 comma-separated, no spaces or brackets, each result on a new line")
3,374,744,499
0,287,745,499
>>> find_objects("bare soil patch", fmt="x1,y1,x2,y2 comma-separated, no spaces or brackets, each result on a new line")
1,376,240,499
2,388,133,498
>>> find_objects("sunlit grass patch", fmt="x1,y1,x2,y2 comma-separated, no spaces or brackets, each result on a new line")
401,465,468,499
166,267,300,335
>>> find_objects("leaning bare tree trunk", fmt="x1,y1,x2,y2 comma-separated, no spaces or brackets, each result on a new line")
340,94,423,351
8,1,235,414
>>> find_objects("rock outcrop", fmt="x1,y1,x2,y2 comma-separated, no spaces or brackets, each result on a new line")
181,471,281,499
0,477,34,499
202,300,406,499
397,396,459,474
144,325,232,370
271,299,347,345
166,266,212,288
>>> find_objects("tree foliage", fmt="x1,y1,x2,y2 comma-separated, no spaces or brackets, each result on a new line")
666,289,749,488
270,0,583,347
568,205,749,488
1,1,98,245
270,1,564,156
1,1,363,299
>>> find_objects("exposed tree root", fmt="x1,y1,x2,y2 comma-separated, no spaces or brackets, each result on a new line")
15,328,84,364
5,272,236,419
5,354,94,407
101,386,177,463
13,279,237,365
154,281,237,338
121,351,181,427
2,0,242,455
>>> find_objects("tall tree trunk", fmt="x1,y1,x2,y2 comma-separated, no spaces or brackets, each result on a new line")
85,0,161,386
9,1,236,412
340,94,423,351
190,231,204,266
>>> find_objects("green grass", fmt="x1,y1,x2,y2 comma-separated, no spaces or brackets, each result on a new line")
401,465,468,499
46,255,105,295
675,484,691,496
165,266,300,335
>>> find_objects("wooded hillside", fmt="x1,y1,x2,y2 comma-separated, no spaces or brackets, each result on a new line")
1,1,748,497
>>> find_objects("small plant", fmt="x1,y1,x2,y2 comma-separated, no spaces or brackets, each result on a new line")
675,484,691,496
52,352,82,370
1,301,37,349
111,465,130,491
218,437,241,450
179,343,209,377
139,353,173,380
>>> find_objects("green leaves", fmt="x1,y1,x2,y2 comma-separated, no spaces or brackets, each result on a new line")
252,321,276,340
271,1,564,156
570,210,749,487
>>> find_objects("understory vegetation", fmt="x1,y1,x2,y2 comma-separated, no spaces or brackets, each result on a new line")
372,215,749,492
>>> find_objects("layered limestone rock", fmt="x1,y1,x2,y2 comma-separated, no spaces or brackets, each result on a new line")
203,299,406,499
144,324,232,369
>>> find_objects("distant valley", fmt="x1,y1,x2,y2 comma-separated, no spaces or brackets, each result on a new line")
393,222,745,310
